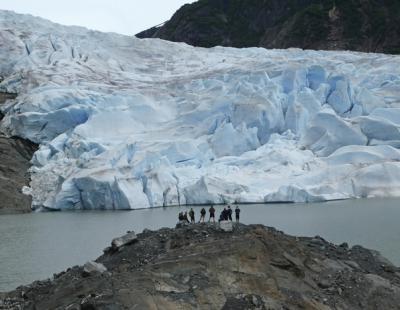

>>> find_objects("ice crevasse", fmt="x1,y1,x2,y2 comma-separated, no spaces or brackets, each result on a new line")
1,10,400,210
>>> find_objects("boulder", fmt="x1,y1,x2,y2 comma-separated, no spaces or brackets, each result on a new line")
111,231,137,250
83,261,107,275
219,221,233,232
175,221,190,229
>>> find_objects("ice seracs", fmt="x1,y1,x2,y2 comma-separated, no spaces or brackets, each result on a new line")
1,10,400,209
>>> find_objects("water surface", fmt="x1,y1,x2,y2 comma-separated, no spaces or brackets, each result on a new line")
1,198,399,292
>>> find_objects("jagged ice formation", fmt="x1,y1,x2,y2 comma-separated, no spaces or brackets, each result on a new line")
1,11,400,210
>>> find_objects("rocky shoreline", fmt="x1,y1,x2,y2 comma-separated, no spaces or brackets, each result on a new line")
1,223,400,309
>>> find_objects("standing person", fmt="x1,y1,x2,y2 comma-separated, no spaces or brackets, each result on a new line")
200,207,206,223
235,205,241,223
189,208,195,223
227,205,233,221
183,211,190,223
209,205,216,222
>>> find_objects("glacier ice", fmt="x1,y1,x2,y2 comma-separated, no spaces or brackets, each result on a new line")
1,10,400,210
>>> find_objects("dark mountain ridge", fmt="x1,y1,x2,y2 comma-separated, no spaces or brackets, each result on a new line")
137,0,400,54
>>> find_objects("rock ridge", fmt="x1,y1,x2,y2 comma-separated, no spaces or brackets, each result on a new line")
0,92,37,214
2,223,400,309
137,0,400,54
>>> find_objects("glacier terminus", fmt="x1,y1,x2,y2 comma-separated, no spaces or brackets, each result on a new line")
1,10,400,210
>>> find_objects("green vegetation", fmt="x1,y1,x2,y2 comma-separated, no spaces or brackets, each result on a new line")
291,3,330,45
138,0,400,54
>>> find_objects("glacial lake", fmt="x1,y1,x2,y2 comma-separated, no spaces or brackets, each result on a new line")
1,198,400,292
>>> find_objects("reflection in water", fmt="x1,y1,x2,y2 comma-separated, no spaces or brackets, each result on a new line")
0,198,399,291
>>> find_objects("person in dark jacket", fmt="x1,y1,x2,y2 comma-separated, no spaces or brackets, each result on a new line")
224,208,229,221
200,207,206,222
178,212,184,221
183,211,190,223
235,205,240,222
209,205,216,222
189,208,195,223
227,205,233,221
219,208,227,222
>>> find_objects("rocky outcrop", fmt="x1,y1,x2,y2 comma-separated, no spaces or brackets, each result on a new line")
136,0,400,54
2,224,400,309
0,136,37,214
82,262,107,276
0,92,17,113
110,231,137,251
0,92,37,214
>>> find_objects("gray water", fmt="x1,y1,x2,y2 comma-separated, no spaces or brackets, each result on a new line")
1,198,400,292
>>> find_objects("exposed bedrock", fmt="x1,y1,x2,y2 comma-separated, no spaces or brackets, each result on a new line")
2,224,400,309
0,135,37,214
0,91,37,214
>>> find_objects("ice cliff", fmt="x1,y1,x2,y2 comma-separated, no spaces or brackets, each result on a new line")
1,10,400,210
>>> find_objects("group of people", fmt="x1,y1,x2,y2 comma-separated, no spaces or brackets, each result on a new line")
178,205,241,224
218,205,240,222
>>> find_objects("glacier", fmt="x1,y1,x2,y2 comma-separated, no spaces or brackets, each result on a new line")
1,10,400,210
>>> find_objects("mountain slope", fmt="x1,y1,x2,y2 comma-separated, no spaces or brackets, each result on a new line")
1,10,400,210
0,136,37,214
0,91,37,214
136,0,400,54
